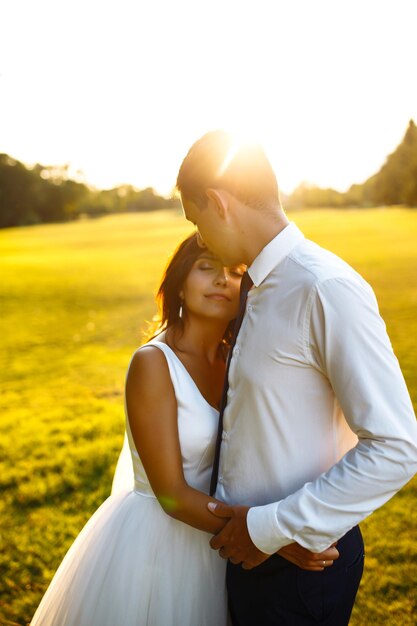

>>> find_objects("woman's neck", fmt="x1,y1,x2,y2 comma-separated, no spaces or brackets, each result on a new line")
166,318,228,364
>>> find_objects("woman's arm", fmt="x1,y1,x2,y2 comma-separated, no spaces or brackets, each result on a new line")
125,346,226,534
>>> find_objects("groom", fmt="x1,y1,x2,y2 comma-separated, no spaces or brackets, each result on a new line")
176,130,417,625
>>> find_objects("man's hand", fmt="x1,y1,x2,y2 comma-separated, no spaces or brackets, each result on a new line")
278,542,339,571
207,502,270,569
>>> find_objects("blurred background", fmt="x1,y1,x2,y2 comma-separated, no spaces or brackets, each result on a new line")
1,1,416,624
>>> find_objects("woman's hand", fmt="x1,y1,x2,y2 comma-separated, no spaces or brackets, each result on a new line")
278,542,339,571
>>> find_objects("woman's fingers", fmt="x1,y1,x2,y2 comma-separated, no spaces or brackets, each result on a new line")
278,542,340,570
312,545,340,563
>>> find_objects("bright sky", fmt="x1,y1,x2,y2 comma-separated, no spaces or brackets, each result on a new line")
1,0,416,196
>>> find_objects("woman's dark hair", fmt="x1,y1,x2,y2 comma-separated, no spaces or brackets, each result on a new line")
145,232,235,345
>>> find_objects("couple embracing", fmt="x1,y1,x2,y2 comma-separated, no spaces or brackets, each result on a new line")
31,131,417,625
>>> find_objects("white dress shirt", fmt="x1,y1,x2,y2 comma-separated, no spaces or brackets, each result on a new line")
215,222,417,553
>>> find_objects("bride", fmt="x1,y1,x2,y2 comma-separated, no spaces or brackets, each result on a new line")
30,233,244,626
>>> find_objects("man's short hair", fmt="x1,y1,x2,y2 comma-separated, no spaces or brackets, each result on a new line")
176,130,280,211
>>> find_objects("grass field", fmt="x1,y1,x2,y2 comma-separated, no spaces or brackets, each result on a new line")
1,208,417,625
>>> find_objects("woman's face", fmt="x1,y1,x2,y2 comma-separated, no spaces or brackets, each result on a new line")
181,252,245,322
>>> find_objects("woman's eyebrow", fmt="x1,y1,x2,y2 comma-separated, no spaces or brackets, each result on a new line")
197,254,218,261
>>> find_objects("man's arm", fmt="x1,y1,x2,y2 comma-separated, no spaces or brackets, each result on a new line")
247,276,417,554
209,276,417,562
208,502,340,570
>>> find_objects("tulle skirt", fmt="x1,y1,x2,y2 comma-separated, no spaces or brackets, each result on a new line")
31,490,228,626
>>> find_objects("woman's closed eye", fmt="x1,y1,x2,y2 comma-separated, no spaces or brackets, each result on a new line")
228,265,246,277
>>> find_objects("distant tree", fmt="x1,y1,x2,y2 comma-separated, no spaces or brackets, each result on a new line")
0,156,91,227
127,187,163,211
345,183,364,207
366,119,417,207
0,154,181,228
287,119,417,209
77,185,180,217
0,155,39,227
287,182,347,209
32,169,89,223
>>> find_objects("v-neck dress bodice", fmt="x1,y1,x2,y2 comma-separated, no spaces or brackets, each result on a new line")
127,340,220,497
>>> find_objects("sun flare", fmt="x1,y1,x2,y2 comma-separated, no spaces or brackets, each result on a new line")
216,129,265,179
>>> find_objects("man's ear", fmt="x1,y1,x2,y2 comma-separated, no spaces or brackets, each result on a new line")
205,188,229,220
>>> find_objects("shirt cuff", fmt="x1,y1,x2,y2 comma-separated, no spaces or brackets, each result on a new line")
247,502,291,554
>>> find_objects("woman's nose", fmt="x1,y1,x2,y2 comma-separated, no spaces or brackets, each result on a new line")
214,270,228,285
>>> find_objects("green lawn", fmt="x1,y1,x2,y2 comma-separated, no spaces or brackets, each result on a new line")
1,208,416,625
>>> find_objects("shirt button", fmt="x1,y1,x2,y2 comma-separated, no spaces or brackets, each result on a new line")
222,431,228,440
247,304,252,311
218,477,224,484
233,346,240,355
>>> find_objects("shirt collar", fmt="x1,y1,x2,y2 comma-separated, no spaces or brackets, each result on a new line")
247,222,305,287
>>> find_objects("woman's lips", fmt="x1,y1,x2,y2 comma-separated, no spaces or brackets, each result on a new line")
205,293,230,301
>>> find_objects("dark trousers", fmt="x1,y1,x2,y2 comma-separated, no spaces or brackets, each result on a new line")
227,525,364,626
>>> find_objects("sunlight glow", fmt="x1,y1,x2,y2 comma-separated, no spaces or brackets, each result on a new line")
0,0,416,195
217,141,239,178
216,129,266,178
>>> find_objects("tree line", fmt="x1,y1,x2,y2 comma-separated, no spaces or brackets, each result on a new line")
1,120,416,228
0,159,180,228
286,120,417,210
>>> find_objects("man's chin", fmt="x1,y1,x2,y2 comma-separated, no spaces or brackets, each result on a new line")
205,244,225,262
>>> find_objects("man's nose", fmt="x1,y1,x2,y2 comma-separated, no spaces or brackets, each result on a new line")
196,232,206,248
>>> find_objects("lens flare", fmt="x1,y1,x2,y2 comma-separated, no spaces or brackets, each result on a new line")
216,129,263,178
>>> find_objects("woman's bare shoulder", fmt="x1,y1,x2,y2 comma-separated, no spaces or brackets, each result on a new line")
127,344,172,394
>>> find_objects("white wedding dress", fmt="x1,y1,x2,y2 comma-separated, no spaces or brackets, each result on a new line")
31,340,228,626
